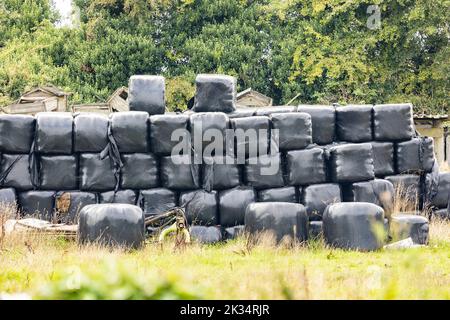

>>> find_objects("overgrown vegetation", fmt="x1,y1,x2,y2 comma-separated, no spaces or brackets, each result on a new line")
0,220,450,300
0,0,448,112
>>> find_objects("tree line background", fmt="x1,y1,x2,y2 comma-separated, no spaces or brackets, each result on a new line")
0,0,448,113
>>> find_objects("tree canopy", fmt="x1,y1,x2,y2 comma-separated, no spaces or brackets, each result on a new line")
0,0,448,113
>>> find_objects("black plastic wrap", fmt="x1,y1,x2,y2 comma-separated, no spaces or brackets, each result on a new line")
219,186,256,227
255,106,296,116
433,209,450,220
230,116,270,158
190,226,223,243
0,188,17,206
227,108,256,118
336,105,373,142
74,113,109,152
323,202,385,251
271,112,312,150
257,186,298,203
344,179,394,214
245,202,308,242
193,74,236,113
160,155,200,190
128,75,165,115
329,143,374,183
120,153,158,190
189,112,229,156
39,155,78,190
139,188,177,216
202,156,241,191
179,190,218,226
297,105,336,145
78,204,145,248
370,142,395,177
0,154,33,190
18,190,55,220
244,154,284,189
385,174,421,204
110,111,149,153
0,115,35,153
390,213,429,245
99,190,137,205
79,153,116,191
149,114,189,156
224,225,245,240
396,137,435,174
54,191,97,224
426,172,450,209
309,221,323,239
286,148,327,185
373,103,414,141
302,183,342,221
35,112,73,154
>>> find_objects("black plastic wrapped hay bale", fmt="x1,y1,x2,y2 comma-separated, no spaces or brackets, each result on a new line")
390,213,429,245
258,186,298,203
385,174,421,205
230,116,270,158
224,225,245,240
227,108,256,119
0,115,35,153
336,105,373,142
302,183,342,221
179,190,218,226
323,202,385,251
297,105,336,145
190,226,222,243
244,154,284,190
18,190,55,221
396,137,435,174
128,75,165,115
219,186,256,227
245,202,308,243
110,111,149,153
373,103,414,141
139,188,177,216
160,155,200,190
370,142,395,177
329,143,375,183
0,154,33,190
193,74,236,113
99,190,137,205
35,112,73,154
0,188,17,206
344,179,395,214
426,172,450,209
432,209,450,220
271,112,312,151
74,113,109,153
79,153,117,192
189,112,230,155
202,155,241,191
78,204,145,249
120,153,158,190
39,155,78,190
54,191,97,224
149,114,190,156
286,148,328,185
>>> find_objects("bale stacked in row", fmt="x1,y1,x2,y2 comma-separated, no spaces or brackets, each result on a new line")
0,74,448,229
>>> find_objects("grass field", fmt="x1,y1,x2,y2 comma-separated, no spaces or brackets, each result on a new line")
1,218,450,300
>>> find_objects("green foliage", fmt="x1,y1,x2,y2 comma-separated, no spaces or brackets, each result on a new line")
0,0,448,113
35,259,201,300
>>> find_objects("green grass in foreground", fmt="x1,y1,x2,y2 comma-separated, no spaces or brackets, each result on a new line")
0,220,450,300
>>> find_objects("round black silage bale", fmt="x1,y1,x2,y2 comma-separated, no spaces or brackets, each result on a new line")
78,204,145,249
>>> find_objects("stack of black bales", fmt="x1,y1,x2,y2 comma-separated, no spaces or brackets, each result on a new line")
0,73,448,229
